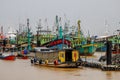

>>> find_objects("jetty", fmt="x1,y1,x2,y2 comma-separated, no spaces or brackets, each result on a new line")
77,41,120,71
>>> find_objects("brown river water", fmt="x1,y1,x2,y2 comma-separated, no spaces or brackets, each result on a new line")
0,52,120,80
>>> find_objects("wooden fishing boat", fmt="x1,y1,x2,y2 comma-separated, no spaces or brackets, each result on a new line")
41,38,71,50
0,53,16,60
74,44,97,56
72,20,97,56
31,47,81,68
40,16,71,50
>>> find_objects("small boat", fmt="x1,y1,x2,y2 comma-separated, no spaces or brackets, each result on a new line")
17,53,28,59
0,53,16,60
31,47,82,68
16,50,29,59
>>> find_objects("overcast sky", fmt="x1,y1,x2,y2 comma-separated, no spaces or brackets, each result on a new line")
0,0,120,36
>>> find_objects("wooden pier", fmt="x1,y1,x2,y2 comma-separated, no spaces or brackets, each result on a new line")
78,61,120,71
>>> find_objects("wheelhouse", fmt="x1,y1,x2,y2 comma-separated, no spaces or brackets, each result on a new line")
58,48,79,63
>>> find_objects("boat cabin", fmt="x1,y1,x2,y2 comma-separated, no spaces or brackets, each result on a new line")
58,48,79,63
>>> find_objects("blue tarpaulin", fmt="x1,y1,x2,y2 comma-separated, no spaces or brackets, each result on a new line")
24,50,28,54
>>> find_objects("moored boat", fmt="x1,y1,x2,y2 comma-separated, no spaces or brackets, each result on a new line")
16,50,29,59
72,20,97,56
31,47,81,68
0,53,16,60
74,44,97,56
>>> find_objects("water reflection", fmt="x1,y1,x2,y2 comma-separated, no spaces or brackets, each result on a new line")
106,71,112,80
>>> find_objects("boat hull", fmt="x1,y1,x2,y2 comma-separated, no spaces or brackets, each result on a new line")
112,49,120,54
3,55,16,60
16,53,28,59
32,62,79,68
75,44,97,56
31,48,81,68
96,46,106,52
41,39,71,50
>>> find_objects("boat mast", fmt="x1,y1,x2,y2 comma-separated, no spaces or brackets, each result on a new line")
77,20,81,44
78,20,81,38
45,18,49,35
64,14,69,34
59,17,63,39
27,18,31,51
1,26,3,39
36,19,42,47
56,15,59,38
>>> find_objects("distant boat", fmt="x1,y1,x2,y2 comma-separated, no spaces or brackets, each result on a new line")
0,53,16,60
112,43,120,54
96,34,120,53
112,50,120,54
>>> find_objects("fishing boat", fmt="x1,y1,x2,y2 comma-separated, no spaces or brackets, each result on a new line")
96,34,120,54
16,49,29,59
72,20,97,56
74,44,97,56
41,38,71,50
36,17,97,56
40,16,71,50
0,53,16,60
31,47,81,68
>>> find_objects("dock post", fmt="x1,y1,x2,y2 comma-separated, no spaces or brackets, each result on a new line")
106,41,112,65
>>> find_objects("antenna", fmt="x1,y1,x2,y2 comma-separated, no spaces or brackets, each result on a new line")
77,20,81,38
45,18,49,34
64,14,69,33
104,20,109,36
38,19,42,30
36,19,42,47
56,15,59,32
52,20,56,34
1,26,3,34
27,18,29,32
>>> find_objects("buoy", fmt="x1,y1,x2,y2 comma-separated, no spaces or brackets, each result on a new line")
45,60,48,64
54,60,58,65
34,58,37,63
31,59,33,64
39,59,42,64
